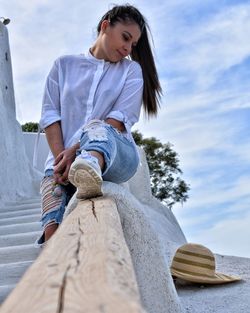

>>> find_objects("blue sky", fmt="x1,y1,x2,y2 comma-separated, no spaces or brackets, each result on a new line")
1,0,250,257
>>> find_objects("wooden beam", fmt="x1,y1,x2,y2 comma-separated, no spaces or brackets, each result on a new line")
0,196,145,313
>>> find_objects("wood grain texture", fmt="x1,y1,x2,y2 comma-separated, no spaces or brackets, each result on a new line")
0,196,145,313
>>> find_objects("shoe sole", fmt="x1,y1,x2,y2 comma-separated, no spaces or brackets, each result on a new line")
68,162,103,199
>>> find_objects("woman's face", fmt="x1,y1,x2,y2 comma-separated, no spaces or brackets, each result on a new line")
99,20,141,62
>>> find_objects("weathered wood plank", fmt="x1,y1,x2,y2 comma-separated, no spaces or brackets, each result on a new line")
0,196,145,313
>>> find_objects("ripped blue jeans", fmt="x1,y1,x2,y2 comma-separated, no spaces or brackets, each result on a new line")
36,120,139,245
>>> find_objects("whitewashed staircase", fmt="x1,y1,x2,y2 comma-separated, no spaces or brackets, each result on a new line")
0,197,42,304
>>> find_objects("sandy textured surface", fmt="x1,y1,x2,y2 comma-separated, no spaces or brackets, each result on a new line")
175,254,250,312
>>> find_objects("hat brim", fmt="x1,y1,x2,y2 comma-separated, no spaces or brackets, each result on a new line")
171,268,241,285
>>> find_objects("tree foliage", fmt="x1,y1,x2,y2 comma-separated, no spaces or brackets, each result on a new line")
21,122,40,132
132,130,190,209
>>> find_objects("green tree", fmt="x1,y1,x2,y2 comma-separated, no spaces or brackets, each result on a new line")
132,130,190,209
21,122,40,132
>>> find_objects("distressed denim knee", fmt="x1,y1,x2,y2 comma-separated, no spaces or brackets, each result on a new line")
78,120,139,184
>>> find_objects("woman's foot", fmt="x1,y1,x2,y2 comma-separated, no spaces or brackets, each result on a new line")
68,156,103,199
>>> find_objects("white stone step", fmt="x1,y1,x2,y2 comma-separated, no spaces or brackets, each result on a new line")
0,214,40,226
0,244,41,264
0,196,42,305
0,222,42,236
0,208,40,219
0,285,15,304
0,231,42,248
0,261,33,285
0,203,41,213
4,197,41,206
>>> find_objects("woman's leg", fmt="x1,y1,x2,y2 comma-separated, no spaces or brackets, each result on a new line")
68,120,139,199
44,223,59,241
88,150,105,170
36,172,75,245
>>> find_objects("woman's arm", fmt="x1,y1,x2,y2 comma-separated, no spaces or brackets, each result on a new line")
41,59,78,184
44,121,64,159
45,121,79,184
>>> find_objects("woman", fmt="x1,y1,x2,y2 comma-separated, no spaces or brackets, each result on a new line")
37,4,161,245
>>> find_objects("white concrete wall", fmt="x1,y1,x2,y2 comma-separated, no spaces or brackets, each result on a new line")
0,22,15,116
0,22,41,202
23,132,49,174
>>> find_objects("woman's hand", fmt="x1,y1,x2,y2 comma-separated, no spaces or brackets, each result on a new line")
53,144,79,184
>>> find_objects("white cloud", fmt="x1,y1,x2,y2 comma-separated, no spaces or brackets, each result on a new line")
161,3,250,89
188,212,250,258
173,172,250,256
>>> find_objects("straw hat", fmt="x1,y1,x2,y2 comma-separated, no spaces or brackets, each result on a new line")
170,243,241,284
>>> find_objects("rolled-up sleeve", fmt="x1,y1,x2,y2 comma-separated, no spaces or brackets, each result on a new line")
106,61,143,132
39,59,61,129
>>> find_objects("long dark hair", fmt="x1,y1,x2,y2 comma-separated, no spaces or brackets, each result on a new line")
97,4,162,117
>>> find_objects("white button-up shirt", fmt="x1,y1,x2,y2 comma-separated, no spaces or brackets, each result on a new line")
40,50,143,171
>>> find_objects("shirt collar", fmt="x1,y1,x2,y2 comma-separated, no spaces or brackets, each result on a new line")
85,48,110,65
